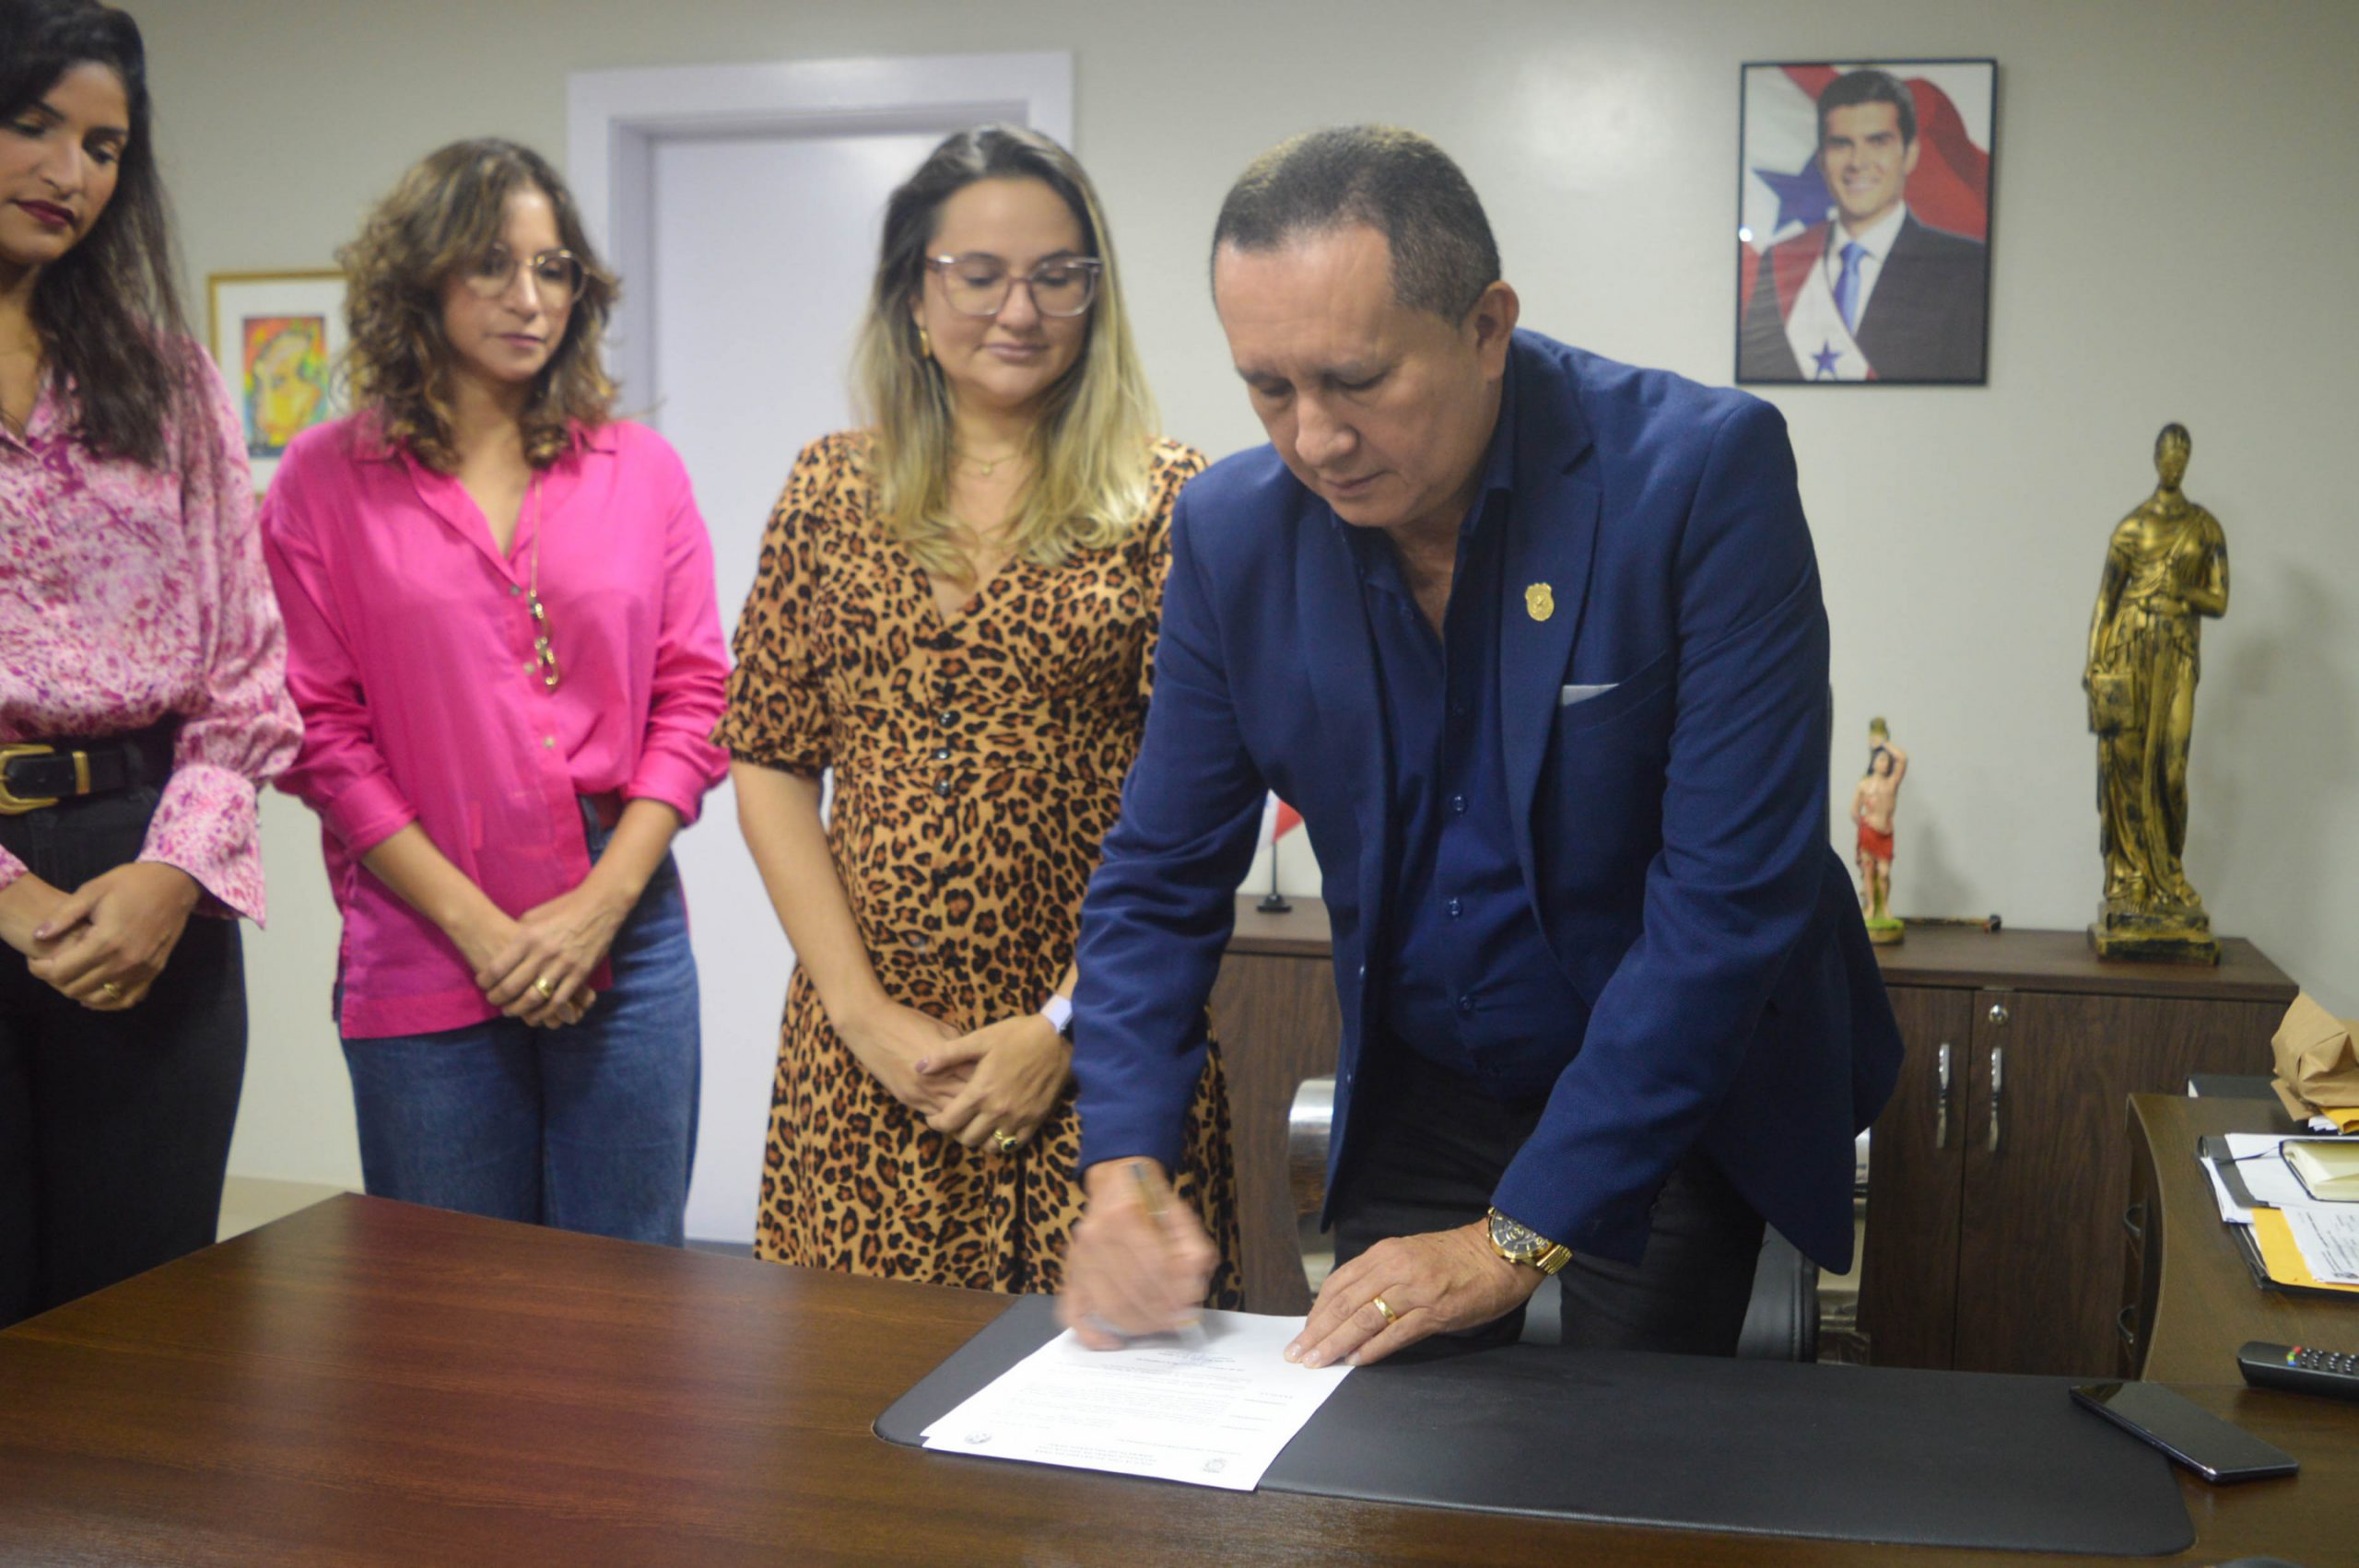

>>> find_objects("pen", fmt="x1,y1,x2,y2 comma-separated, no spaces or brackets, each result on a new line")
1131,1160,1207,1344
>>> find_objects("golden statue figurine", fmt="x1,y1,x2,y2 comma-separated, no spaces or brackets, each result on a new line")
2084,422,2228,963
1849,718,1907,944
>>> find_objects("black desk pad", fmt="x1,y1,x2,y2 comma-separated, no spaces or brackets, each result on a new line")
877,1295,2195,1557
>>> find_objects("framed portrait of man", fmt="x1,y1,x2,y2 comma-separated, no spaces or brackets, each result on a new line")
1735,59,1997,386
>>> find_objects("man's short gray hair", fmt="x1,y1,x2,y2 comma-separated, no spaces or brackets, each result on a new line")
1212,125,1501,322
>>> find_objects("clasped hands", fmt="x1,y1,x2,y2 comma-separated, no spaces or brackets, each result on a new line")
458,883,626,1029
1060,1188,1541,1369
4,861,200,1011
836,1000,1070,1152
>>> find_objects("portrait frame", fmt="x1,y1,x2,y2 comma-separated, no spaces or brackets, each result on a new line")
205,269,347,490
1734,59,1998,388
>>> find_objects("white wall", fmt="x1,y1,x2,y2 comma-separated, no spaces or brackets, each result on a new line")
135,1,2359,1214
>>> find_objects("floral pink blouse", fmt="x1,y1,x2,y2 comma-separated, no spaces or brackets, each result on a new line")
0,360,299,921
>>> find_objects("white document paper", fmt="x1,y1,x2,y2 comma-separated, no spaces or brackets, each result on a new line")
2284,1207,2359,1284
2202,1155,2255,1224
921,1311,1350,1492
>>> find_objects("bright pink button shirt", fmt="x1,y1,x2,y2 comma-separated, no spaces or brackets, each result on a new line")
1,362,299,921
262,414,730,1038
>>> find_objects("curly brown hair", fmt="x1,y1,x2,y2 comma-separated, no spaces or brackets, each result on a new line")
337,138,616,472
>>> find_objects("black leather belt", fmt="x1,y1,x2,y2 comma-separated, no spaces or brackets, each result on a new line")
0,720,178,814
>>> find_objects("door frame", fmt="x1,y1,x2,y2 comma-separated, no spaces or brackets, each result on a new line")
567,51,1074,407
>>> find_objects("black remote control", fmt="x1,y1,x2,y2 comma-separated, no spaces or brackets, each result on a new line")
2237,1340,2359,1402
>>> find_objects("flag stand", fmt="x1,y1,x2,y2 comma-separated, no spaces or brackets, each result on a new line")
1257,841,1292,915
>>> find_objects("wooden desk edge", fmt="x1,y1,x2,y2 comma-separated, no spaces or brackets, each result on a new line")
2128,1094,2359,1387
5,1191,2353,1568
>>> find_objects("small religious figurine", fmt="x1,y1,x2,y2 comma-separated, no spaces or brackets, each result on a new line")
2084,422,2229,963
1849,718,1907,943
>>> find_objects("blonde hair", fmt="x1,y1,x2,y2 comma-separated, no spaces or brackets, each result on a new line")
851,125,1157,580
339,139,617,473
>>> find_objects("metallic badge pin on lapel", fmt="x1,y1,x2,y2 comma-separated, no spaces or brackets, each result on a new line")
1525,582,1555,622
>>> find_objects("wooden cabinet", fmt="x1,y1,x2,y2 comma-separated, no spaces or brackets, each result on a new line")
1859,929,2295,1376
1210,897,1338,1314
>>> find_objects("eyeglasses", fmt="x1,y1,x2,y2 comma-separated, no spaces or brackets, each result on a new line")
923,253,1102,319
461,247,585,307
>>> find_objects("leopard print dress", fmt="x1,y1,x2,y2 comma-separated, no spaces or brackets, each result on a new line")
720,431,1242,1302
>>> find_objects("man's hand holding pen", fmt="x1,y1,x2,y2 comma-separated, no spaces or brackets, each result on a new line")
1060,1158,1217,1348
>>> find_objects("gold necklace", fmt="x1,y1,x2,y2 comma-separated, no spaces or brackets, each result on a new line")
954,445,1024,478
525,478,561,689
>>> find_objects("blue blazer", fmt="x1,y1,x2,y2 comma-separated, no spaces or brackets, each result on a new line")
1073,331,1901,1270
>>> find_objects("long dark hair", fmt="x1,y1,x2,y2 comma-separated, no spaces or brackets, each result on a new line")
338,139,617,473
0,0,193,467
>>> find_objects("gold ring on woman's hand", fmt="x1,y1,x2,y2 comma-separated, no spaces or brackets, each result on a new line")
100,981,123,1002
1370,1293,1400,1326
992,1129,1020,1153
534,975,557,999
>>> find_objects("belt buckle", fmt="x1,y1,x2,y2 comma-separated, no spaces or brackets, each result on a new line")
0,743,59,814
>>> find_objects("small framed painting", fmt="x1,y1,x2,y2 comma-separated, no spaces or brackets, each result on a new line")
206,269,346,488
1735,60,1997,386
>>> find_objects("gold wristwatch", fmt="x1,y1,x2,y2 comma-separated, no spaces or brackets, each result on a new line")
1485,1207,1572,1275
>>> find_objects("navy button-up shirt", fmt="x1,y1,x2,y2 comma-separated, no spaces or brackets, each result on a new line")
1341,365,1587,1099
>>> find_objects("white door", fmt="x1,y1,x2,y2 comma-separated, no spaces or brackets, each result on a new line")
651,123,955,1247
572,55,1073,1246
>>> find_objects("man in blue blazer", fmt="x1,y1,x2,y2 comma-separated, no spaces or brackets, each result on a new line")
1060,127,1901,1367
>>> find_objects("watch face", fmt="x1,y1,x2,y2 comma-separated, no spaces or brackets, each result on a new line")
1489,1212,1542,1258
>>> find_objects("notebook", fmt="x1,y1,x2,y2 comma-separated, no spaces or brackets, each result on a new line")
2283,1139,2359,1202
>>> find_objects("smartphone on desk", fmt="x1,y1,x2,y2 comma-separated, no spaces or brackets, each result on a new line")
2071,1381,2299,1483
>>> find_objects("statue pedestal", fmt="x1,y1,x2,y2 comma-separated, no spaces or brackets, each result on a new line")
2089,901,2222,965
1866,917,1906,946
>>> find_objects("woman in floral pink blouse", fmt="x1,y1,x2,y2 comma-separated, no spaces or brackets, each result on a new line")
0,0,299,1327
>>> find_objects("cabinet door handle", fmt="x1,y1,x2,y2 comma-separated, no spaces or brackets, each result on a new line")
1988,1045,2005,1153
2117,1303,2138,1349
2122,1201,2145,1244
1934,1041,1953,1149
1987,1001,2010,1026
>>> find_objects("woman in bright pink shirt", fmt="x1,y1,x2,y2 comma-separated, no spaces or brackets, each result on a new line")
264,140,728,1244
1,0,299,1328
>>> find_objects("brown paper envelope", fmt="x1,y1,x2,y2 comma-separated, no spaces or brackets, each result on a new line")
2274,1076,2315,1122
2271,992,2359,1106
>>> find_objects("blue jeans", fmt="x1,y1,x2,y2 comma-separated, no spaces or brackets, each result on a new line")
340,813,699,1246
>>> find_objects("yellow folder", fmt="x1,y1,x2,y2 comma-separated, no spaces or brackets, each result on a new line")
2250,1207,2359,1294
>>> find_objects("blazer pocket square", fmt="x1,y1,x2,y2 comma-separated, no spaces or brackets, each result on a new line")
1558,683,1618,708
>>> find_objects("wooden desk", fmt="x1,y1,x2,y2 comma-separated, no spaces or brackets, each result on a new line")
3,1195,2352,1565
2123,1093,2359,1383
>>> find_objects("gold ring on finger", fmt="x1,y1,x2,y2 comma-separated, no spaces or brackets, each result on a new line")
534,975,557,999
100,981,123,1002
992,1129,1020,1153
1370,1293,1400,1327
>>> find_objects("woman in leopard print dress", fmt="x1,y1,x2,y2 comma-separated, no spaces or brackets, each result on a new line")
718,126,1241,1302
